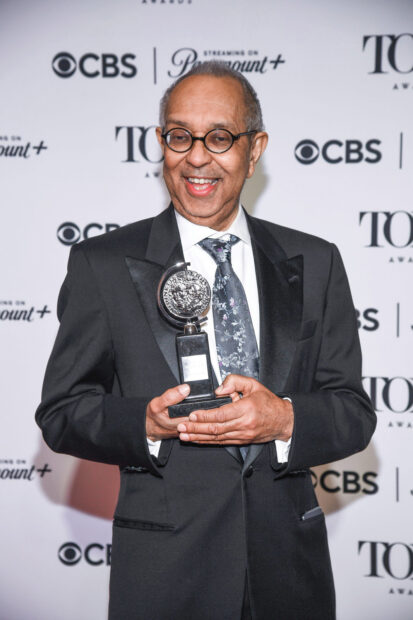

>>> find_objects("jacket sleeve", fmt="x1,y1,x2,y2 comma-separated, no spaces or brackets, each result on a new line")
280,243,376,475
35,244,160,476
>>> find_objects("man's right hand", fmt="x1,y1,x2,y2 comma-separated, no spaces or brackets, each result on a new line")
146,384,191,441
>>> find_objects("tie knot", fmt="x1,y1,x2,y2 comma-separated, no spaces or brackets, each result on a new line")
198,234,240,265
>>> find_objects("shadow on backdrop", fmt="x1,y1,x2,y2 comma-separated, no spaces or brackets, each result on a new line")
35,438,119,521
312,441,380,525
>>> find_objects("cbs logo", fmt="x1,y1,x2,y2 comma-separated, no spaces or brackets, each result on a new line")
355,308,380,331
311,469,378,494
58,542,111,566
294,139,381,165
52,52,137,78
57,222,120,246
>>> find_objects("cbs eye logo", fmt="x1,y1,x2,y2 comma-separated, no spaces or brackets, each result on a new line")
57,222,81,245
52,52,137,78
58,542,112,566
294,138,381,165
57,222,120,246
294,140,320,164
58,542,82,565
52,52,77,78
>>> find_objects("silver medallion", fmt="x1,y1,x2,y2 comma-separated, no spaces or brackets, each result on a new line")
158,263,211,326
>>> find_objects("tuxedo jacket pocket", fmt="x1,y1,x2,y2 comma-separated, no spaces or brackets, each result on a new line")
300,506,324,522
115,470,171,526
113,516,175,531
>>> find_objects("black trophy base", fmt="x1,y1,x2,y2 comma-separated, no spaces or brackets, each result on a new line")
168,395,232,418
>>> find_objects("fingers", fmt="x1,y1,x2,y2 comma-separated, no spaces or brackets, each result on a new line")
229,391,241,403
177,417,254,443
178,422,249,441
215,374,257,397
146,385,191,441
178,433,248,444
177,400,250,441
188,402,242,424
150,384,190,414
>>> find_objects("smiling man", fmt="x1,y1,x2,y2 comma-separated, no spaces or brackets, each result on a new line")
155,73,266,230
36,62,376,620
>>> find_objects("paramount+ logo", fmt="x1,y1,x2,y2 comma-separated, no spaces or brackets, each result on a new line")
294,139,382,165
167,47,286,80
58,542,111,566
52,52,137,78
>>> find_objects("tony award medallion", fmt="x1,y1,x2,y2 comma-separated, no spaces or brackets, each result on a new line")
157,262,232,418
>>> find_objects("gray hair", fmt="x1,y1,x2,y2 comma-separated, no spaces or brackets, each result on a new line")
159,60,264,132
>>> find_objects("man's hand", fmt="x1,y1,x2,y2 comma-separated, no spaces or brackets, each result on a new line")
146,384,190,441
176,374,294,445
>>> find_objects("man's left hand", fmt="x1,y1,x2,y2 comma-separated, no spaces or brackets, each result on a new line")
177,374,294,445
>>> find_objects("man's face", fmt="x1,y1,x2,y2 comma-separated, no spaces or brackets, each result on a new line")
156,75,268,231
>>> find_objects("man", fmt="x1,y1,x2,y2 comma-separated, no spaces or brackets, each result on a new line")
36,62,376,619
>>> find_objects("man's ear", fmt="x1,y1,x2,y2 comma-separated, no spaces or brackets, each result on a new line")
247,132,268,178
156,126,164,150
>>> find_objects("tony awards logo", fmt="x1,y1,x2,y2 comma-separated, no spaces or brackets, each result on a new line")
157,263,231,417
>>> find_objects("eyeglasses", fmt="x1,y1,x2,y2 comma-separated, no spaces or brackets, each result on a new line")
161,127,256,154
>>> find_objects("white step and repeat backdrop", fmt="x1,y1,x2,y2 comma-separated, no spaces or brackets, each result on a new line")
1,0,412,618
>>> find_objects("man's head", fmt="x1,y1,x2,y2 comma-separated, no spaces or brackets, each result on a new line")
156,61,268,231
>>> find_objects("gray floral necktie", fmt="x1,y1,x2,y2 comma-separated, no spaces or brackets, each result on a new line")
199,234,259,458
198,235,259,457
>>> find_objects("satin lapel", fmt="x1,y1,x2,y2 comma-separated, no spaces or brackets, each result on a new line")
256,248,303,394
125,255,181,383
242,215,303,472
125,206,184,383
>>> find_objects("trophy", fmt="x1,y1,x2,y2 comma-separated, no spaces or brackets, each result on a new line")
157,262,232,418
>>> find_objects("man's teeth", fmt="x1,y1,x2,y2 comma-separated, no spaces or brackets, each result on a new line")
187,177,217,185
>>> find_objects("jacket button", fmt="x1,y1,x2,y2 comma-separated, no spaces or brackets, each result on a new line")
244,466,254,478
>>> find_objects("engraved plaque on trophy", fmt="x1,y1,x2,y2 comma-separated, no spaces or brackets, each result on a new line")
157,262,232,418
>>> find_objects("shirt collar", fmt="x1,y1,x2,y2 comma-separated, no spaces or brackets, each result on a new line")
174,205,251,252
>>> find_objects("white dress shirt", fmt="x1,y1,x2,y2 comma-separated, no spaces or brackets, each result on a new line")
147,206,291,462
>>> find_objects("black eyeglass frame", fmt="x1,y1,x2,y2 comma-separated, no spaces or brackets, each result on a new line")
161,127,257,154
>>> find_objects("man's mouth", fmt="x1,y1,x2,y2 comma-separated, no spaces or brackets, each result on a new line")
184,176,218,196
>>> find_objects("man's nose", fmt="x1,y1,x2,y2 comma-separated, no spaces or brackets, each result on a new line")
184,139,213,167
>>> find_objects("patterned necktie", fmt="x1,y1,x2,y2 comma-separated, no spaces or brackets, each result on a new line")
199,234,259,459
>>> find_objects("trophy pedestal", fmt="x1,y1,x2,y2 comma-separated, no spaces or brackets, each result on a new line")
168,395,232,418
168,331,231,418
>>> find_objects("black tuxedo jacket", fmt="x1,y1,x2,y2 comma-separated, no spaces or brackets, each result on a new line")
36,205,376,620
